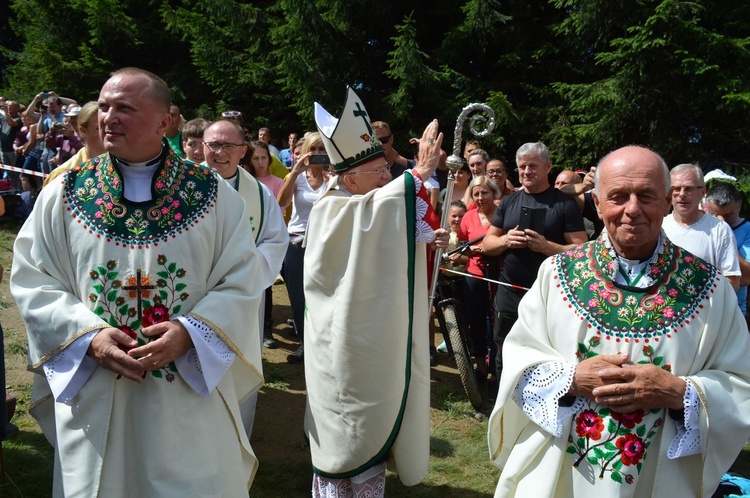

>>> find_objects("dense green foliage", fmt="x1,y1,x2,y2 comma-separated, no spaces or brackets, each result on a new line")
1,0,749,170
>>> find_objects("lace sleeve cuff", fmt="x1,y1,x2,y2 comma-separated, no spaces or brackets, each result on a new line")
514,361,584,437
175,316,236,397
667,378,700,459
409,170,437,244
43,331,99,403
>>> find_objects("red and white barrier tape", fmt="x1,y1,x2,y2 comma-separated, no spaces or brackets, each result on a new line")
440,267,530,291
0,163,48,178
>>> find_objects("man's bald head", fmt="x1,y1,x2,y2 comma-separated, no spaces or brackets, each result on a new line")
555,169,581,189
595,146,670,195
592,146,671,260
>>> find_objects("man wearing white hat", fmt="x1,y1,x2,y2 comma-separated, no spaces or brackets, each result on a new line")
303,87,446,496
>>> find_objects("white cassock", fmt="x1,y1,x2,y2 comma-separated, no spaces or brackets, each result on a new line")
303,171,435,486
12,148,264,497
488,232,750,498
229,166,289,437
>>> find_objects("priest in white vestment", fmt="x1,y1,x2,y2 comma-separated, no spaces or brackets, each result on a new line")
201,118,289,438
487,145,750,497
11,68,265,497
304,87,446,497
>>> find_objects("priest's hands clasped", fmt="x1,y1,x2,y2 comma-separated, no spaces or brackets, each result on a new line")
570,352,687,413
87,321,194,382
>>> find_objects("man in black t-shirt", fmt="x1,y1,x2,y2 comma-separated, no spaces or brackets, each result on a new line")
483,142,587,382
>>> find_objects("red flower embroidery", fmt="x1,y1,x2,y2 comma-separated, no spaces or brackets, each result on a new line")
142,305,171,327
575,409,604,440
120,326,137,340
616,433,645,466
611,409,644,429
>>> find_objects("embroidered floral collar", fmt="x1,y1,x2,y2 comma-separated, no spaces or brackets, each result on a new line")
597,230,666,287
64,144,218,249
555,232,717,342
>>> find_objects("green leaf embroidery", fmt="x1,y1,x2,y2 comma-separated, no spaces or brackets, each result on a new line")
607,419,617,433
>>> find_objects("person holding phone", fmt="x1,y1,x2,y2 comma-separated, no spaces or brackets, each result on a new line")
276,132,330,364
482,142,587,383
457,175,503,382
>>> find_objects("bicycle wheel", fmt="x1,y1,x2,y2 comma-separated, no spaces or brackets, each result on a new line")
442,303,483,411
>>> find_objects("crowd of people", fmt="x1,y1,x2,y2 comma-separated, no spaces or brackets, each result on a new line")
4,68,750,498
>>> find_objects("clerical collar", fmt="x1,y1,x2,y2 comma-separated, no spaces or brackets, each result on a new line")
225,172,239,190
603,230,665,288
113,148,164,203
114,152,162,169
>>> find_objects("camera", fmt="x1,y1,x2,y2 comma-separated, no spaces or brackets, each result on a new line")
51,122,65,133
308,154,330,165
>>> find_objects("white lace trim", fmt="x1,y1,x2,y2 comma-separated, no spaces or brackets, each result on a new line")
667,378,701,458
175,316,235,397
43,331,99,402
410,171,436,244
514,361,584,437
312,463,386,498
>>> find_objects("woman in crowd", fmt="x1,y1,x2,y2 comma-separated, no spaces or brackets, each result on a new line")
43,102,104,186
456,175,501,382
14,114,43,194
247,140,286,348
248,140,284,197
276,132,330,364
439,161,472,214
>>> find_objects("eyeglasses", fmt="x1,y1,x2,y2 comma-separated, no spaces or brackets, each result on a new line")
671,185,704,195
487,169,507,175
204,142,245,152
378,134,392,144
221,111,242,118
347,164,390,176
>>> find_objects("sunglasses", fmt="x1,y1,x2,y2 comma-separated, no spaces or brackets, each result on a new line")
378,134,392,144
221,110,243,119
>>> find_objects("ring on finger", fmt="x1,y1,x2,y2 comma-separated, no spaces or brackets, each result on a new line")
428,138,435,144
